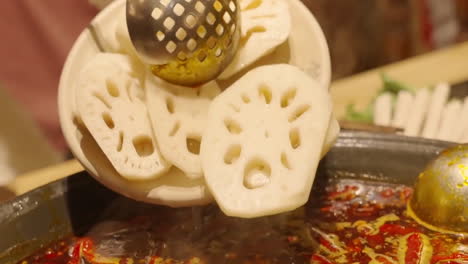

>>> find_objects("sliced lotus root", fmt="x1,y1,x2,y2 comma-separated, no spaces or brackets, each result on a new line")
219,0,291,80
201,64,332,218
145,75,221,179
99,6,138,58
146,167,213,207
76,53,170,180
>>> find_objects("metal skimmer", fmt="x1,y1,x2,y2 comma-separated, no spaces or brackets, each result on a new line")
126,0,241,86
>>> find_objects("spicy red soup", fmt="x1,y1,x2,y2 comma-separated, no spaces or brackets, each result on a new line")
18,179,468,264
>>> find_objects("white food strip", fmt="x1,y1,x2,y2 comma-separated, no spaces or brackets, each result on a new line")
421,83,450,139
404,88,431,137
391,91,413,129
454,97,468,142
436,99,462,141
373,93,392,126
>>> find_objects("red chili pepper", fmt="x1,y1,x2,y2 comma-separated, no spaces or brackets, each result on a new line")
431,252,468,263
346,238,363,253
405,233,424,264
328,186,358,201
225,252,237,259
380,223,420,236
399,187,413,201
43,249,59,260
320,206,333,213
319,238,338,253
67,238,95,264
353,206,378,217
310,254,334,264
380,188,395,198
366,234,385,248
376,256,395,264
287,236,299,244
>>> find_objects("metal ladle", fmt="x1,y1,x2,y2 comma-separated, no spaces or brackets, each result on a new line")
408,144,468,234
126,0,241,87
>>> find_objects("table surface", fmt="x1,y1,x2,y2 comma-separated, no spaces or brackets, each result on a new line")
5,41,468,200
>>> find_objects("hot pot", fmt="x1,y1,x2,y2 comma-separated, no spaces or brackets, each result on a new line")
0,131,457,264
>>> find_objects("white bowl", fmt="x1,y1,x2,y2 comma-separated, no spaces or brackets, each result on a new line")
58,0,330,205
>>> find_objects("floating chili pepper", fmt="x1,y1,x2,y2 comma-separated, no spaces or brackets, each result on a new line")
431,252,468,263
380,223,420,236
380,188,395,198
310,254,333,264
398,233,433,264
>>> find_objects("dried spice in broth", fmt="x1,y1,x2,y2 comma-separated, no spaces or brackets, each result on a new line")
17,179,468,264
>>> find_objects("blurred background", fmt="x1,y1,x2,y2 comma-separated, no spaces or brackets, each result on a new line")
0,0,468,183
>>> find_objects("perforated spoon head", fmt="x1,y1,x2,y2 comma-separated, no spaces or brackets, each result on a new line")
408,144,468,234
126,0,241,86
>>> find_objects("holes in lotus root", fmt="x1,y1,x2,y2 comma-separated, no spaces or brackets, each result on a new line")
224,144,241,164
241,94,250,103
106,80,120,97
151,8,163,20
289,128,301,149
281,152,291,169
169,121,180,136
243,158,271,189
224,119,242,134
165,97,175,114
132,136,155,157
93,93,111,109
117,131,124,152
195,1,205,13
163,17,175,31
281,89,296,108
206,12,216,25
258,84,272,104
186,136,201,155
289,105,311,123
243,0,262,11
213,0,223,12
173,3,185,16
240,26,266,47
102,112,114,129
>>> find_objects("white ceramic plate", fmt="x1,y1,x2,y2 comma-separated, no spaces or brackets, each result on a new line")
58,0,330,205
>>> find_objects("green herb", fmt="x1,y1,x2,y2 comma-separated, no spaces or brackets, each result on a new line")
344,103,374,123
343,73,414,123
379,73,414,96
